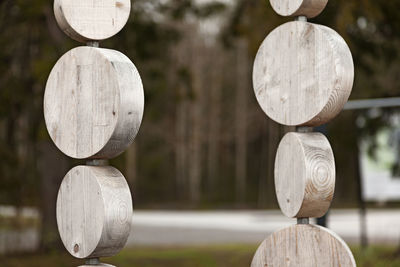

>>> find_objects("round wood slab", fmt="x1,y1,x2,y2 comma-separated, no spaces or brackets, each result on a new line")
253,21,354,126
275,132,335,218
56,166,133,259
54,0,131,42
251,224,356,267
269,0,328,18
44,46,144,159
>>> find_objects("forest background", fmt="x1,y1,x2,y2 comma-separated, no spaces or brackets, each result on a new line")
0,0,399,250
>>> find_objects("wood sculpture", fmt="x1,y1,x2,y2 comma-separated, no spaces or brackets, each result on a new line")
44,1,143,266
251,0,356,266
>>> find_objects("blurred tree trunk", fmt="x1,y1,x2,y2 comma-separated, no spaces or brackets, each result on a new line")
126,142,137,187
188,37,205,204
258,119,269,207
206,46,222,198
354,129,368,248
266,120,280,207
176,93,188,199
235,39,249,204
172,25,191,200
38,141,68,251
189,98,202,203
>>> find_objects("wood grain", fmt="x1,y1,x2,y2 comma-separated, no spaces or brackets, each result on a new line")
253,21,354,126
275,132,335,218
269,0,328,18
54,0,131,42
44,46,144,159
56,166,133,259
251,224,356,267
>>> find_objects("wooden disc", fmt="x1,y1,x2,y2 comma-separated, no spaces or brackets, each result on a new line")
54,0,131,42
44,46,144,159
253,21,354,126
269,0,328,18
275,132,335,218
251,224,356,267
56,166,133,259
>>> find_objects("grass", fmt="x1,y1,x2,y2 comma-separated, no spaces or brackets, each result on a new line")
2,244,400,266
353,246,400,267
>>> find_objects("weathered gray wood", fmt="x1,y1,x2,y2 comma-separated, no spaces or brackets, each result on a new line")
56,166,133,259
54,0,131,42
44,46,144,159
251,224,356,267
275,132,335,218
269,0,328,18
253,21,354,126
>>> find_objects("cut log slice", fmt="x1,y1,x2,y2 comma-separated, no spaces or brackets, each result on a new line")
54,0,131,42
56,165,133,259
251,224,356,267
269,0,328,18
253,21,354,126
275,132,335,218
44,46,144,159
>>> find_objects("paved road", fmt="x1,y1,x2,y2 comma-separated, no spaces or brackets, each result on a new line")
1,207,399,254
127,209,400,246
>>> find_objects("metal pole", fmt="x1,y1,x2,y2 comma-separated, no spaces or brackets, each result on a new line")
297,218,310,224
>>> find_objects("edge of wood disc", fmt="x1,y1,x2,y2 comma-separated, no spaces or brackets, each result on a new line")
44,46,144,159
54,0,131,42
56,165,133,259
269,0,328,18
274,132,335,218
252,21,354,127
251,224,356,267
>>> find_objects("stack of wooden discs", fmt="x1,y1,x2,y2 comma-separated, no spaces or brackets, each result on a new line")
251,1,356,266
44,1,144,266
